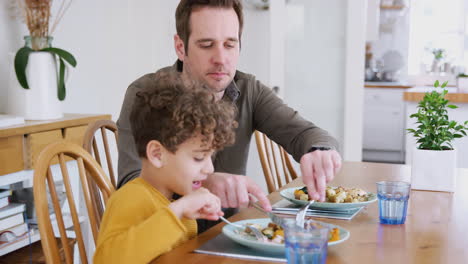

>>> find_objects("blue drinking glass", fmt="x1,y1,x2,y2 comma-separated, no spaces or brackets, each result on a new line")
377,181,411,225
283,219,329,264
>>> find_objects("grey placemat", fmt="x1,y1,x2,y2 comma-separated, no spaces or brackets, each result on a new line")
272,199,364,220
194,233,286,262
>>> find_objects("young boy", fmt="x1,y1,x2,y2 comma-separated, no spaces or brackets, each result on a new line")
94,73,237,263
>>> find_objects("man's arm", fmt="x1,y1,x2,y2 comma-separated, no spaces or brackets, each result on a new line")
250,78,339,161
250,77,341,201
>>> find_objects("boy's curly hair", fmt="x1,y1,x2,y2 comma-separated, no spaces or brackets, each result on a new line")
130,72,237,157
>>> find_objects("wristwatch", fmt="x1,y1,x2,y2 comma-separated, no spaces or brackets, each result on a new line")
307,146,332,153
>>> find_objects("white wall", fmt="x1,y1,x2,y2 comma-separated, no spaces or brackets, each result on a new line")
0,0,271,191
0,0,23,113
0,0,360,193
284,0,346,147
0,0,270,119
0,0,178,119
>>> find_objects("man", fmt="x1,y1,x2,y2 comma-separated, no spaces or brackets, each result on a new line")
117,0,342,232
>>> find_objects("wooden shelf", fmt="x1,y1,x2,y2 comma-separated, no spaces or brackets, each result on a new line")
0,214,85,256
380,5,405,10
0,229,40,256
0,113,110,138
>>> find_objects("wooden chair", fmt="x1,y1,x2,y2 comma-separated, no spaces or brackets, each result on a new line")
254,131,298,193
33,141,115,264
82,119,118,222
82,119,118,187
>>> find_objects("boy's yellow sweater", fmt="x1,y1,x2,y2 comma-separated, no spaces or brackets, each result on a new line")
93,177,197,263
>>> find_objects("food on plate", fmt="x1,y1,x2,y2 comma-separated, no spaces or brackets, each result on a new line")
294,186,369,203
329,227,340,242
243,222,340,244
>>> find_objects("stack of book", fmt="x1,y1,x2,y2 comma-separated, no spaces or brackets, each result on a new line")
0,189,28,248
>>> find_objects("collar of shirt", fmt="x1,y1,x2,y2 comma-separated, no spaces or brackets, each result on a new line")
173,60,240,102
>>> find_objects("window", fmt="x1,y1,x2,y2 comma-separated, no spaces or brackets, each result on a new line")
408,0,465,75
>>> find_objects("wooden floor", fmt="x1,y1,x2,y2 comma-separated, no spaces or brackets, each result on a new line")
0,238,75,264
0,241,46,264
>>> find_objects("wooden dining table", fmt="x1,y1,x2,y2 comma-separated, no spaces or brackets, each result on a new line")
153,161,468,264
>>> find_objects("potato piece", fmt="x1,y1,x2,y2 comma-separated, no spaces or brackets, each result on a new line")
274,229,284,238
333,191,347,203
348,188,367,197
262,227,275,239
344,195,353,203
294,189,305,199
329,228,340,242
268,222,279,230
326,188,336,198
300,193,309,201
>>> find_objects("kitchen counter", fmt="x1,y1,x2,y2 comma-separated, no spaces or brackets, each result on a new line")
403,86,468,103
365,81,413,89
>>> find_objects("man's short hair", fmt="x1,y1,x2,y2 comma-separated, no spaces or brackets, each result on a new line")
175,0,243,54
130,72,237,157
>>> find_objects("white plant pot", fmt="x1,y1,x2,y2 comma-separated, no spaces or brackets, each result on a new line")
457,77,468,93
411,148,457,192
7,52,63,120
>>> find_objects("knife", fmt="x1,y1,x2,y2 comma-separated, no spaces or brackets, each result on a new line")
248,194,286,227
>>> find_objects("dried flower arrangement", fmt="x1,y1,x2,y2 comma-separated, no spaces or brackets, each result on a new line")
13,0,76,101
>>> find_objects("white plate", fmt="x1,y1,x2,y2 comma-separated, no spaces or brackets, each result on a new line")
280,187,377,210
222,218,350,254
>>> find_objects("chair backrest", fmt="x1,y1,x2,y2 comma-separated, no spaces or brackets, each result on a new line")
82,119,118,223
254,131,298,193
33,141,115,264
82,119,118,187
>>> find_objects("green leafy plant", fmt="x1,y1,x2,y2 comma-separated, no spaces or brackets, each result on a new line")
407,80,468,150
13,0,76,101
432,48,446,61
15,46,76,101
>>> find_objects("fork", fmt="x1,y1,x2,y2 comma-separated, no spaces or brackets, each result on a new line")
219,216,265,241
295,200,315,228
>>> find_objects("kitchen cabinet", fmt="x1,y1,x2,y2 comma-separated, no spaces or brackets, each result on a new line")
366,0,380,41
363,87,406,163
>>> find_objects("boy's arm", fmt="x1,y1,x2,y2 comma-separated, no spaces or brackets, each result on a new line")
94,207,187,263
94,188,222,263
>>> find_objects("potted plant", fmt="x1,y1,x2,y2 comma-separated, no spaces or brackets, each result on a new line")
10,0,76,120
430,48,445,73
407,80,468,192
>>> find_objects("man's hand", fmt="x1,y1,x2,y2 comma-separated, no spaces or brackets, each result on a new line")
300,150,342,202
169,188,224,221
203,172,272,211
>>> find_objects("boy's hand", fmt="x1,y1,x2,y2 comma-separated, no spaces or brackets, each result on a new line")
169,188,224,221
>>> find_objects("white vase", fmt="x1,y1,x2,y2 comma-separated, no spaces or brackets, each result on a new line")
411,148,457,192
7,51,63,120
457,77,468,93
